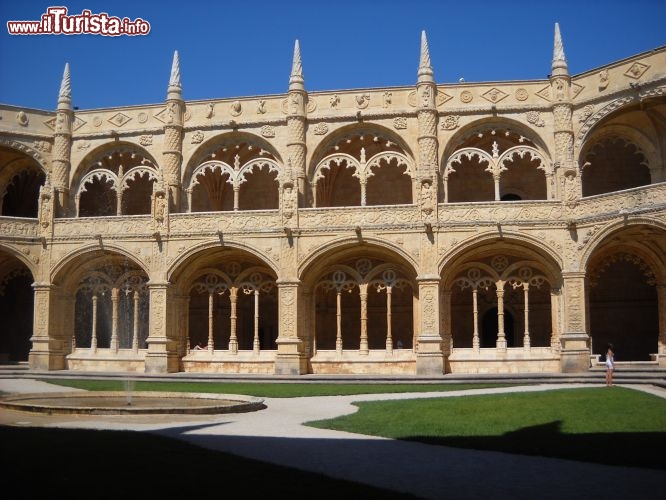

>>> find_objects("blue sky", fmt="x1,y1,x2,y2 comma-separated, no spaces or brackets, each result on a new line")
1,0,665,111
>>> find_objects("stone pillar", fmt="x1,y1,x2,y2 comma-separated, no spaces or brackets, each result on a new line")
416,275,444,375
52,63,73,216
274,279,307,375
359,283,369,354
145,281,179,373
496,280,507,350
550,23,578,204
110,288,119,352
416,31,439,227
560,272,590,372
657,284,666,366
162,51,184,211
29,282,66,370
286,40,308,207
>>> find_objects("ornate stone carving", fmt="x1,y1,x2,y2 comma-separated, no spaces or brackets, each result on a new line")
481,88,508,103
16,111,29,126
139,135,153,146
329,94,340,108
383,91,392,108
260,125,275,138
355,93,370,109
440,115,459,130
460,91,473,103
313,123,328,135
578,105,594,123
256,100,266,114
515,88,528,101
624,62,649,79
108,112,131,127
393,117,407,129
190,130,204,144
526,111,545,127
229,101,242,116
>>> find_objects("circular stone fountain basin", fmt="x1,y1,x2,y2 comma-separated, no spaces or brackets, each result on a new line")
0,391,265,415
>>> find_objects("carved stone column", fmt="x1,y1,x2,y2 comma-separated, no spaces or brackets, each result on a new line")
416,31,439,226
29,282,67,370
287,40,308,207
274,279,307,375
559,272,590,372
416,275,444,375
144,281,179,373
162,51,184,211
550,23,578,202
52,63,73,216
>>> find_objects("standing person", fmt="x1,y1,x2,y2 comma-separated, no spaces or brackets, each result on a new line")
605,343,615,386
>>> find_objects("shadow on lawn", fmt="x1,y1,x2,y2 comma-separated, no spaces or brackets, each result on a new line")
408,420,666,471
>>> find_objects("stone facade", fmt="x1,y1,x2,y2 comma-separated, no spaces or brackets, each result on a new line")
1,26,665,375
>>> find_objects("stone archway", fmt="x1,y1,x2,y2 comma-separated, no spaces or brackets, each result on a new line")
0,255,34,362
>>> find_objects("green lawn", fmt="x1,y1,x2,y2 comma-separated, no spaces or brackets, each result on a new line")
36,378,516,397
307,386,666,470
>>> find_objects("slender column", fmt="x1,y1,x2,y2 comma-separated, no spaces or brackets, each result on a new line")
336,290,343,354
207,292,214,353
229,288,238,353
523,283,531,350
233,185,240,211
441,289,452,357
360,180,367,206
132,291,140,352
91,294,98,352
359,283,368,354
493,176,501,201
185,296,191,354
496,280,506,350
656,284,666,356
385,286,393,353
548,287,560,350
110,288,119,352
116,191,122,216
253,289,260,354
472,287,480,351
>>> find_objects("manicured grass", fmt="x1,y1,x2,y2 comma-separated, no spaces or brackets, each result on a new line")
0,425,419,499
37,378,515,397
306,386,666,470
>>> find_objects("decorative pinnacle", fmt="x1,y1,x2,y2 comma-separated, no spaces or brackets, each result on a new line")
418,30,434,83
552,22,569,75
289,39,304,91
58,62,71,109
167,50,182,99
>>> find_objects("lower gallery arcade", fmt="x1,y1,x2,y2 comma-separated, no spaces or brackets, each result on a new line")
1,225,663,375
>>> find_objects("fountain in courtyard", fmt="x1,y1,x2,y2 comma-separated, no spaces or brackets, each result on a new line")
0,389,265,415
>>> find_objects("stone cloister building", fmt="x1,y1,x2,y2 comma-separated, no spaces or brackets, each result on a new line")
1,25,665,375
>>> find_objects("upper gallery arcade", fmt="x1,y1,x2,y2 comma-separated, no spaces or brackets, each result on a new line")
0,25,665,376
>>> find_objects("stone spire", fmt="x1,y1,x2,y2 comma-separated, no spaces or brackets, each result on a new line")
418,30,434,83
58,62,71,110
552,22,569,77
289,39,304,91
167,50,182,100
163,50,184,211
